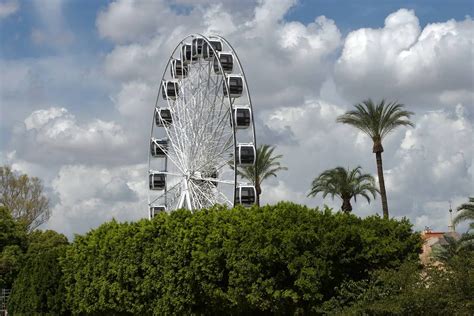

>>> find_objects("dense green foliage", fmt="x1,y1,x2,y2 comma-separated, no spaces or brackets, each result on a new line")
61,202,421,314
330,251,474,315
7,230,69,314
0,207,28,289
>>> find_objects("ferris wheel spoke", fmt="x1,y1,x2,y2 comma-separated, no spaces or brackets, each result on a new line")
193,138,233,172
148,170,182,178
149,180,181,205
216,189,233,206
190,181,218,207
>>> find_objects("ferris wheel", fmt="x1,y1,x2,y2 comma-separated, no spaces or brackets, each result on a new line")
148,34,257,218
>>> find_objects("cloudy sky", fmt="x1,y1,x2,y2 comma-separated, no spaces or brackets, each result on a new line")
1,0,472,238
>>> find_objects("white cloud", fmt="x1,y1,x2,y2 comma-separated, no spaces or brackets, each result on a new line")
13,107,132,165
96,0,179,44
45,164,147,237
261,179,307,205
114,80,156,119
204,4,237,35
335,9,474,107
388,105,473,203
0,0,18,19
24,107,67,130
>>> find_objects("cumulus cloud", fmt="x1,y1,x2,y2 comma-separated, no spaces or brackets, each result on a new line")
335,9,474,108
45,164,146,237
96,0,181,44
114,80,156,120
0,0,18,19
13,107,133,165
386,105,473,217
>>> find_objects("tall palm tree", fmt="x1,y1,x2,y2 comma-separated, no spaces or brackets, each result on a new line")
454,197,474,231
337,99,414,219
308,166,379,213
236,144,287,206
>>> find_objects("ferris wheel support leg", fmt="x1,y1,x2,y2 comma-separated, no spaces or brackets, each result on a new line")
177,191,186,209
184,180,193,211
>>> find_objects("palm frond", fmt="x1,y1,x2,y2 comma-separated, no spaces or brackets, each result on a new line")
308,166,378,211
235,144,287,189
453,197,474,227
336,99,414,144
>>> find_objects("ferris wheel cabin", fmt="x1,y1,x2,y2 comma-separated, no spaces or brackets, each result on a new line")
224,76,243,98
233,106,251,129
181,44,197,64
236,143,256,166
156,108,172,127
235,185,256,206
214,52,233,74
150,206,166,218
203,40,222,60
149,173,166,190
170,59,188,79
150,138,168,158
192,38,204,58
162,81,179,100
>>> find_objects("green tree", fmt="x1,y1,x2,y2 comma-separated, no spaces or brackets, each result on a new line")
308,166,379,213
7,230,69,315
235,144,287,206
335,253,474,315
337,99,414,219
431,234,464,263
0,207,28,289
0,166,50,230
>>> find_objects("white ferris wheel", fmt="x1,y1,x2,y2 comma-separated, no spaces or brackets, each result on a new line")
148,34,257,218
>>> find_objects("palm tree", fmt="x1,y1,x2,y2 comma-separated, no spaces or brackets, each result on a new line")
308,166,379,213
432,198,474,262
236,144,287,206
431,234,463,263
337,99,414,219
454,197,474,231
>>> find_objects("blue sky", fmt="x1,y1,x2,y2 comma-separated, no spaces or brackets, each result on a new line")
286,0,473,30
1,0,472,59
0,1,111,59
0,0,472,237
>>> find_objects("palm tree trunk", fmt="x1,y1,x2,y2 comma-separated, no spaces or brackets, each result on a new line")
342,198,352,213
256,183,261,207
375,151,389,219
